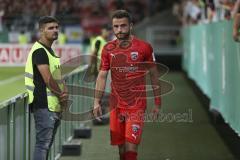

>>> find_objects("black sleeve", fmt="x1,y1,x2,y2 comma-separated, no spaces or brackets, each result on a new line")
32,48,49,65
95,40,101,52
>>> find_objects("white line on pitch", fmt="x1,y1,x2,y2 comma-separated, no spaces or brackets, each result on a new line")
0,74,23,85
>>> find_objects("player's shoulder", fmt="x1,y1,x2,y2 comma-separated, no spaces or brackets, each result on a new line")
133,37,152,49
103,39,118,51
107,38,118,44
133,37,151,46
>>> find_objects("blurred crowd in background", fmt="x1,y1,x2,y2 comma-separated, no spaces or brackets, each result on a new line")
0,0,172,44
172,0,240,26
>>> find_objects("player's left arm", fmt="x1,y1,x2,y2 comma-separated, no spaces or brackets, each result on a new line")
149,66,161,108
145,43,161,119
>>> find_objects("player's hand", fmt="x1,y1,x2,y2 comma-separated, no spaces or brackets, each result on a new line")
93,103,102,122
152,105,160,122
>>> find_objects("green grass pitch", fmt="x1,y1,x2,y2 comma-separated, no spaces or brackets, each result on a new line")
0,67,25,104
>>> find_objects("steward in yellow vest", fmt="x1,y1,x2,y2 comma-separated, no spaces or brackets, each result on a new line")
58,31,67,45
18,31,28,44
91,25,112,69
25,41,63,111
91,36,107,62
24,16,68,160
87,25,112,81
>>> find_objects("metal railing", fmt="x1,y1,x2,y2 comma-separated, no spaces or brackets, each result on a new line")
0,66,95,160
182,20,240,136
146,26,182,55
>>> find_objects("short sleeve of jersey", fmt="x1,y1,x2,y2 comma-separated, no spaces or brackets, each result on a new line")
144,43,155,62
32,48,49,65
100,46,110,71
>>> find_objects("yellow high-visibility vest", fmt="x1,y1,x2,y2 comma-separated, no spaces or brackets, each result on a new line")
25,42,63,112
18,34,28,44
90,36,107,69
58,32,67,45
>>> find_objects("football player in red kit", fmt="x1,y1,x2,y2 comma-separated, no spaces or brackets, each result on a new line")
93,10,161,160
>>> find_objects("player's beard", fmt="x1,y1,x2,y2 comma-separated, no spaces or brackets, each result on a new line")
116,31,130,40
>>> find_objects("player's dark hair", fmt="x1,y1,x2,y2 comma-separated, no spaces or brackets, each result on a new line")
38,16,59,29
111,10,132,23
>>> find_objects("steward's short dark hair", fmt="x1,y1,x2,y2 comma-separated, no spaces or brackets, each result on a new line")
111,10,132,23
38,16,59,29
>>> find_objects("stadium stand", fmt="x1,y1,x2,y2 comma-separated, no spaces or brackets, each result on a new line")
0,0,171,43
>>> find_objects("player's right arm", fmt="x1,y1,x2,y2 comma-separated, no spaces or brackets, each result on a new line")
93,44,110,121
93,70,108,120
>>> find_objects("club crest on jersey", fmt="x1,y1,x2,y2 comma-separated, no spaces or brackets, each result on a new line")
132,124,140,134
130,52,138,61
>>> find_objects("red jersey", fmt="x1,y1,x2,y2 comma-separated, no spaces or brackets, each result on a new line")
100,36,155,109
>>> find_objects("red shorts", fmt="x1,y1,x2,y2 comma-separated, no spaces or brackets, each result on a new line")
110,107,145,145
